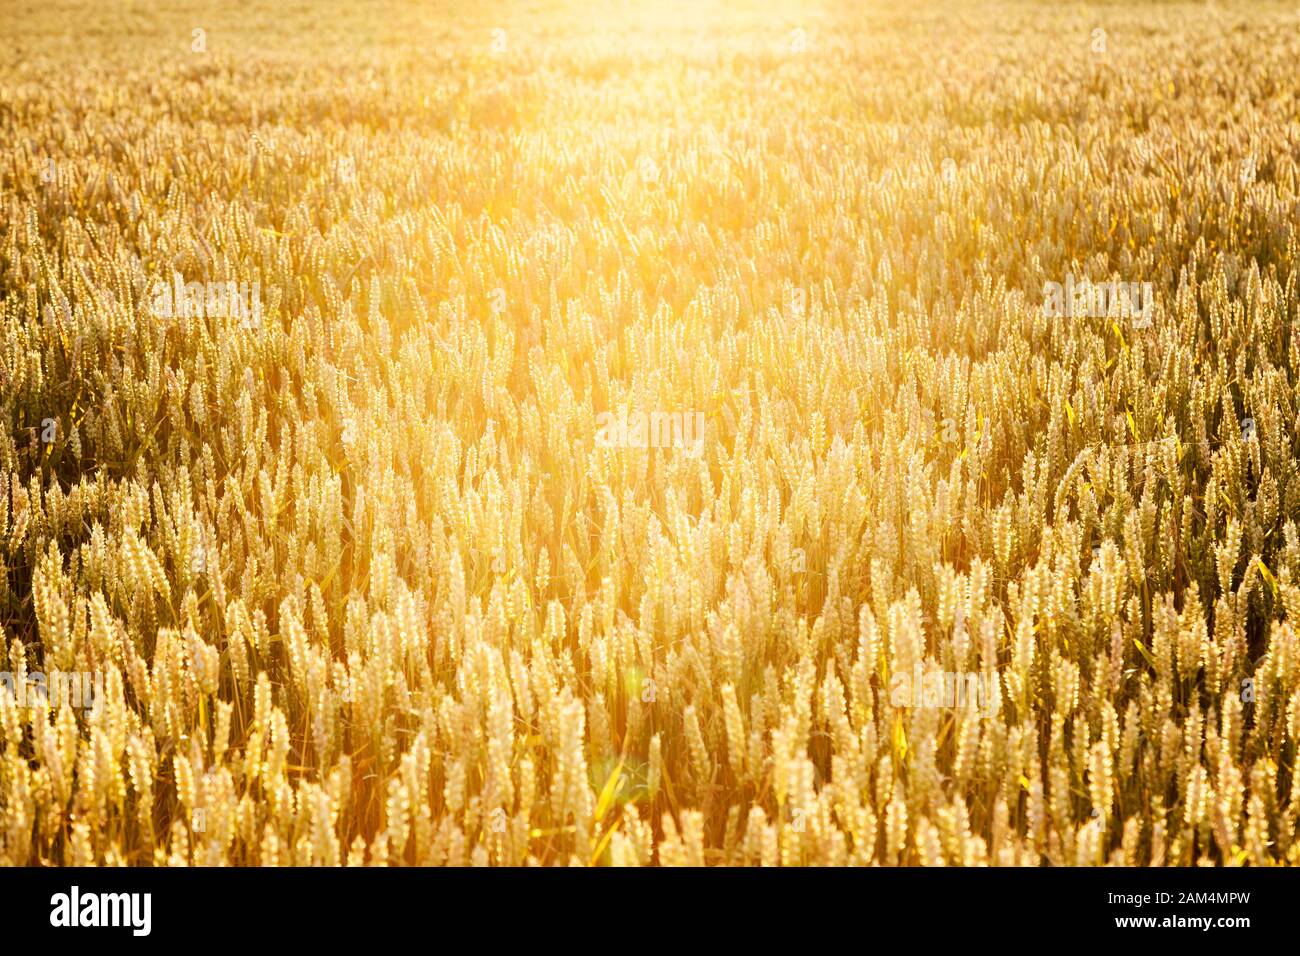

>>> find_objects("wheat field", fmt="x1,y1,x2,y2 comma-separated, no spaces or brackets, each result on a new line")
2,0,1300,866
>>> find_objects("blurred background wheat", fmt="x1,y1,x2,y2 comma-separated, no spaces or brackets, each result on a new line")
2,0,1300,865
